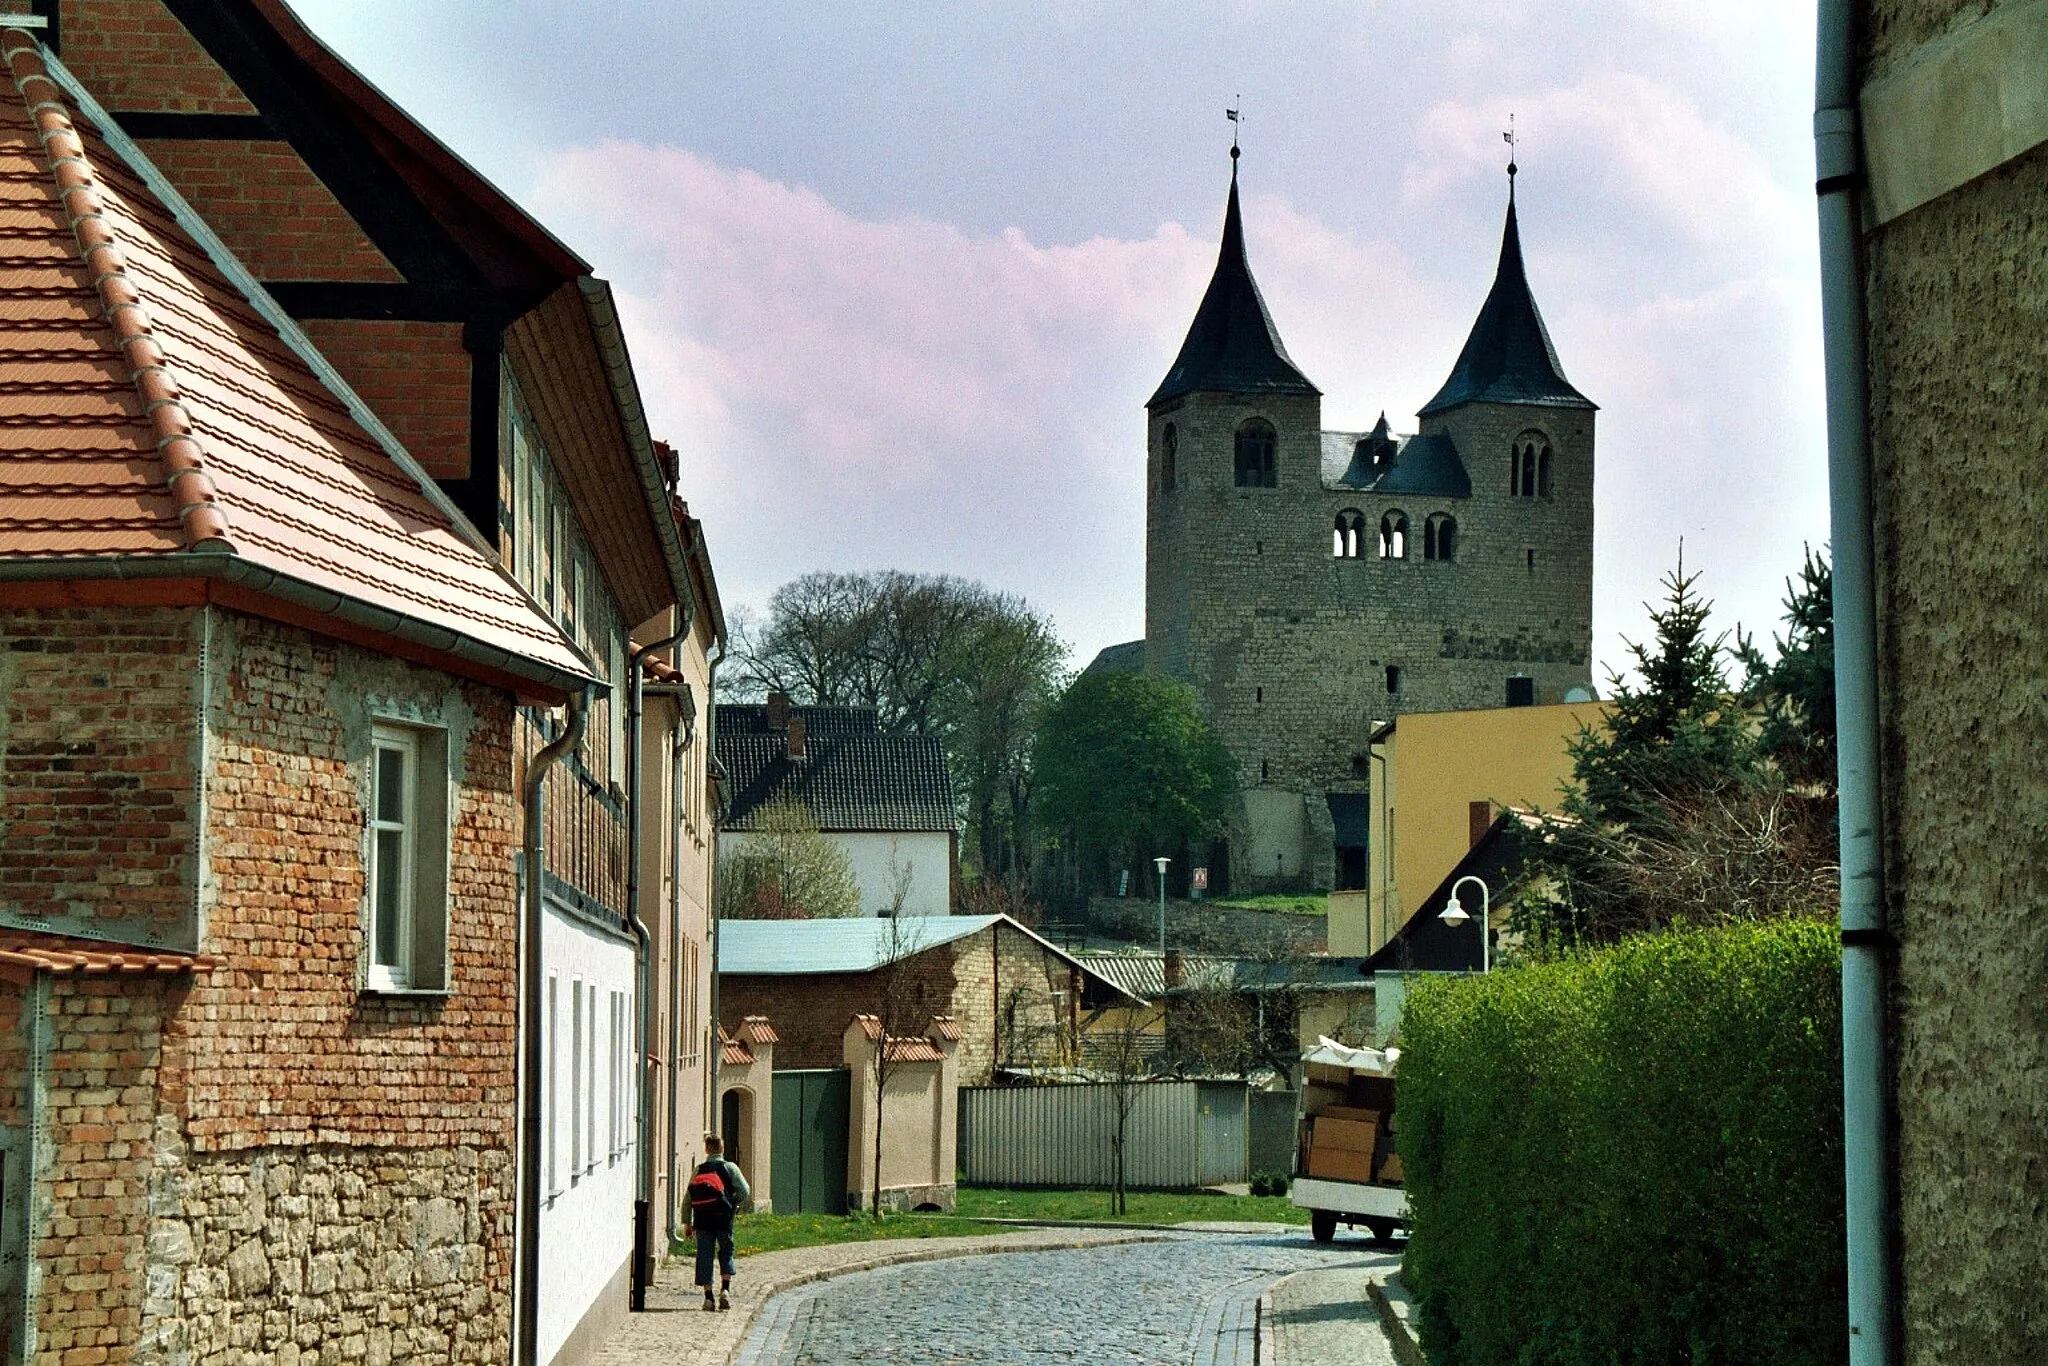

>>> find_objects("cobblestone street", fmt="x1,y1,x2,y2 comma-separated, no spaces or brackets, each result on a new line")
732,1229,1398,1365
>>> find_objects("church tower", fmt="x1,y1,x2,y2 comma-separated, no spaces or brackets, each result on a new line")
1138,153,1595,893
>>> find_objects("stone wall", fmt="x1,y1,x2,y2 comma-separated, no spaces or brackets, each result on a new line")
1862,4,2048,1356
1143,386,1593,891
1079,897,1324,957
138,1134,512,1366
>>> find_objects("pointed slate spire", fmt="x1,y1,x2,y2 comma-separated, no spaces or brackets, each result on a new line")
1420,192,1595,417
1148,155,1319,408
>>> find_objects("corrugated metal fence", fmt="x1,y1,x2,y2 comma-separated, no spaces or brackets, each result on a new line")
960,1081,1298,1188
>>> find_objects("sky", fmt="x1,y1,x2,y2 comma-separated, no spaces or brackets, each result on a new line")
292,1,1829,682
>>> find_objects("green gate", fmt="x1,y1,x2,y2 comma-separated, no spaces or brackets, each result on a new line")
771,1069,850,1214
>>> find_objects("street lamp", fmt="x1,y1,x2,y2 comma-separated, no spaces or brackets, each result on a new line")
1154,856,1171,960
1439,874,1491,974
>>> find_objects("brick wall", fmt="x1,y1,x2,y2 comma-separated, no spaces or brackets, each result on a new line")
131,140,399,283
299,319,472,480
185,610,518,1152
57,0,255,115
0,607,200,949
721,948,959,1074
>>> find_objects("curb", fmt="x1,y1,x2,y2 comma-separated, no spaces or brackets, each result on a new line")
1367,1275,1426,1366
1256,1272,1291,1364
711,1231,1166,1365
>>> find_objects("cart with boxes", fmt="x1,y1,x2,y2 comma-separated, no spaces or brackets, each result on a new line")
1291,1036,1408,1243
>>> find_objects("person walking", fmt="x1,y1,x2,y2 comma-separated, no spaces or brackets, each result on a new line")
685,1133,750,1311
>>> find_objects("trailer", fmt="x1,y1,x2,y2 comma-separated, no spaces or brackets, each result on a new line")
1290,1036,1409,1243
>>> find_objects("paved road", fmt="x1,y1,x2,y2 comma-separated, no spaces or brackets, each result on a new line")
734,1228,1398,1365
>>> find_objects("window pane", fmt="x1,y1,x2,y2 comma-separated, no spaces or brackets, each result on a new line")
373,829,404,965
376,746,406,824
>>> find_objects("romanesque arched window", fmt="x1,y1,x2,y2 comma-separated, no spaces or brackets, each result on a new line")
1511,431,1552,498
1333,508,1365,559
1424,513,1458,561
1378,510,1409,559
1235,419,1277,488
1161,422,1178,492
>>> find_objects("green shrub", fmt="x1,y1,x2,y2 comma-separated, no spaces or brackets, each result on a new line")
1249,1171,1289,1198
1399,919,1846,1365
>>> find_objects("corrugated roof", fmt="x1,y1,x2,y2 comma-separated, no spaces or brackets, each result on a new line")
719,915,998,976
0,32,593,694
0,927,212,984
1420,196,1595,418
716,726,954,833
1148,163,1319,408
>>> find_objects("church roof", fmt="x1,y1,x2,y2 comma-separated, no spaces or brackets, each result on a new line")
1148,163,1319,408
1323,426,1472,499
1420,195,1595,417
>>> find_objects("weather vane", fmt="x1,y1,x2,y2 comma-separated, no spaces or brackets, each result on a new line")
1227,98,1242,161
1504,114,1517,179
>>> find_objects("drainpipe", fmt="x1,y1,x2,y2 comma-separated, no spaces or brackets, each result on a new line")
627,618,691,1313
517,689,590,1366
661,693,696,1243
1814,4,1896,1362
704,635,728,1155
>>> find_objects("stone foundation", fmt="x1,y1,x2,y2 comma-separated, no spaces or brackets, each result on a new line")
139,1123,513,1366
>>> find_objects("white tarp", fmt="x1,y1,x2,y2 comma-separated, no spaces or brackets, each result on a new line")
1301,1035,1399,1075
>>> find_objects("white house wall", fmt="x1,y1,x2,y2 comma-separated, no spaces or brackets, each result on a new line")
720,830,953,916
537,899,639,1366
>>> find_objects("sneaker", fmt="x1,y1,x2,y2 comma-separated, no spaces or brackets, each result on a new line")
718,1291,731,1311
702,1295,717,1313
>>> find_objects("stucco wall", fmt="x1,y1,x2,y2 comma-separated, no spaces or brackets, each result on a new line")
836,832,953,916
1861,10,2048,1349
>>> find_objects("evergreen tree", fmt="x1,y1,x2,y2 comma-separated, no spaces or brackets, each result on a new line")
1737,546,1835,790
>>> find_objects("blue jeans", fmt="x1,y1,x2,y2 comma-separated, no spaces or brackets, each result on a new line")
694,1224,735,1288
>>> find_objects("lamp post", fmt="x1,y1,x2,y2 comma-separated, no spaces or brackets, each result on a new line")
1438,874,1491,974
1154,856,1171,960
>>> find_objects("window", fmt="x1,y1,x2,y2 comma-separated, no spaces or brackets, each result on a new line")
1527,548,1538,572
1160,423,1177,491
1506,675,1536,707
1512,431,1552,497
1378,511,1409,559
587,986,599,1173
1333,508,1365,559
547,974,560,1196
1385,665,1402,695
1234,419,1277,488
366,723,448,993
1424,513,1457,562
570,978,584,1180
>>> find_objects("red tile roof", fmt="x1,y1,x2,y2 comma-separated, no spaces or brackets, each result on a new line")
929,1016,962,1042
884,1038,947,1064
717,1026,756,1066
737,1015,780,1045
0,927,212,985
0,31,593,697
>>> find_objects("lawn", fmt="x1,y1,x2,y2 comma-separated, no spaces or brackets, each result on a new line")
687,1186,1309,1260
1209,893,1328,916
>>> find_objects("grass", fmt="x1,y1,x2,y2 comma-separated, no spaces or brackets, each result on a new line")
682,1185,1311,1259
1208,893,1329,916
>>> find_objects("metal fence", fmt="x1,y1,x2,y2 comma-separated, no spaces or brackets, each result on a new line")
959,1080,1297,1189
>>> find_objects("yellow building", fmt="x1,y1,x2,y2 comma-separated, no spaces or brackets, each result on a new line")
1330,700,1606,956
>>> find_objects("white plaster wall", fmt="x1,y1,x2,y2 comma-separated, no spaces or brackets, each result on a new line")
536,901,639,1366
718,830,954,916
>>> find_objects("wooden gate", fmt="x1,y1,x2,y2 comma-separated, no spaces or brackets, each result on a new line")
771,1068,850,1214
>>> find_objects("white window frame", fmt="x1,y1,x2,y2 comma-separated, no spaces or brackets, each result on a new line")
586,985,599,1172
362,721,450,995
366,728,417,993
546,972,561,1198
570,977,584,1181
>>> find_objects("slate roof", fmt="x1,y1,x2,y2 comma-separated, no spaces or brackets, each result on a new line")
719,703,880,741
0,32,593,697
1082,639,1145,677
1148,164,1319,408
716,703,954,833
1421,196,1595,417
1323,421,1473,498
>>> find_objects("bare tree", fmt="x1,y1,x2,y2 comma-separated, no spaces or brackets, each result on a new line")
866,858,931,1218
718,797,861,919
1092,1001,1164,1215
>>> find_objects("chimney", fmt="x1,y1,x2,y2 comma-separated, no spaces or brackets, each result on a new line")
1164,948,1183,989
787,713,806,759
1470,800,1494,849
765,691,790,731
652,438,680,490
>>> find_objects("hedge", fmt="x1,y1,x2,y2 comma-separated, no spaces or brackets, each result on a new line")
1399,920,1846,1365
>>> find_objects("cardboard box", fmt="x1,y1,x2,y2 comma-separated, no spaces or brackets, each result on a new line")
1319,1104,1382,1127
1306,1146,1375,1183
1377,1152,1404,1184
1312,1117,1378,1154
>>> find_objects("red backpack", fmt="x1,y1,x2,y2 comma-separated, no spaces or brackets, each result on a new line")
688,1165,736,1223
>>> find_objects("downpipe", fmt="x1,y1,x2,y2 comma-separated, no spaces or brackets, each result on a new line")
1814,3,1897,1362
516,690,590,1366
663,698,694,1245
627,620,691,1312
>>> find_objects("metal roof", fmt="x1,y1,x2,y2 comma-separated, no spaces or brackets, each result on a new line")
716,705,955,833
718,915,1001,976
1420,197,1595,417
1148,165,1319,408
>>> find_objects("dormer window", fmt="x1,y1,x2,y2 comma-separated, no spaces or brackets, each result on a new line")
1333,509,1365,559
1234,419,1277,488
1512,431,1552,498
1378,510,1409,559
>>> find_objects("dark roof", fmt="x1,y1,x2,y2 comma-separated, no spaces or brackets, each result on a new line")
1420,196,1595,418
1083,640,1146,676
1361,811,1541,974
718,703,880,741
1148,166,1319,408
1327,428,1473,498
716,707,954,833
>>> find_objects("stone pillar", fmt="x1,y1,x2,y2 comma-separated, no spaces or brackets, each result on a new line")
842,1015,881,1214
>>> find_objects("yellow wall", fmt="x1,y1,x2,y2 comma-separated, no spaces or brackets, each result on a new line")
1352,701,1606,954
